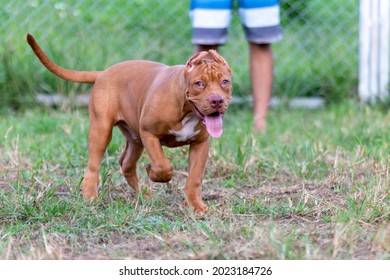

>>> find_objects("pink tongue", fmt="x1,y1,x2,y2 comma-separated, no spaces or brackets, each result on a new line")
204,114,223,138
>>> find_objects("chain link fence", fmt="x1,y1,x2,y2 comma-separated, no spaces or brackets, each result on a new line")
1,0,360,108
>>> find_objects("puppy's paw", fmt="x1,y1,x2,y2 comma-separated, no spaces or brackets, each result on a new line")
183,199,208,215
145,163,173,182
82,187,98,200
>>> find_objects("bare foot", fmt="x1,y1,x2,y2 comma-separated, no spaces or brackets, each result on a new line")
253,115,266,133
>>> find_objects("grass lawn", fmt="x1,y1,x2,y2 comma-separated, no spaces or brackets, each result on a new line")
0,101,389,259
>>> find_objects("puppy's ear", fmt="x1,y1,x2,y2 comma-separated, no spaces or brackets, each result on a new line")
185,51,209,74
208,50,232,74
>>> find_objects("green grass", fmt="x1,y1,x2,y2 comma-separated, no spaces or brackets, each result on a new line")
1,101,389,259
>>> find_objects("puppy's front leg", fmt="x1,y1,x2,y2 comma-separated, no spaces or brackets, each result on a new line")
141,131,173,182
184,138,210,213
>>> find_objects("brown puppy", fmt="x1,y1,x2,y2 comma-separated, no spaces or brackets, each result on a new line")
27,34,232,213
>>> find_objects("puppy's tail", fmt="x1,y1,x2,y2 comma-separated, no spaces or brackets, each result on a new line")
26,34,101,84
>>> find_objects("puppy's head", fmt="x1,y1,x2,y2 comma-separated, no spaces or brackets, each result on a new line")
184,50,232,138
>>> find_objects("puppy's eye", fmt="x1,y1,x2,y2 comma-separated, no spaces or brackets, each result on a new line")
221,80,230,86
194,81,205,88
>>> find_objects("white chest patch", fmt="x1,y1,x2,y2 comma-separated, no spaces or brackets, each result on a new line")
169,114,201,142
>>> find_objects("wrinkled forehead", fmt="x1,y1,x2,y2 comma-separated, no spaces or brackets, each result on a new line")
189,59,231,81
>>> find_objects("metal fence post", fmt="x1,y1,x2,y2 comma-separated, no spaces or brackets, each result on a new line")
359,0,390,103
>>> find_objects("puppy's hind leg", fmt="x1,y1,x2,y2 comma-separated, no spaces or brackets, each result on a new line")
82,119,113,199
119,141,148,195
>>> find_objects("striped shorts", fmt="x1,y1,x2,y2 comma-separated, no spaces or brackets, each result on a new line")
190,0,282,45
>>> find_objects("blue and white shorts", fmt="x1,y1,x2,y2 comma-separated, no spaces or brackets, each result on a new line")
190,0,282,45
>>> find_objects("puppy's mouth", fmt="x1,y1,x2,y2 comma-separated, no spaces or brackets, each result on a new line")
189,101,224,138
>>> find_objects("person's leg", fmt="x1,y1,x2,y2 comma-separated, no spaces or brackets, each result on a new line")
249,43,273,132
238,0,282,132
196,44,220,52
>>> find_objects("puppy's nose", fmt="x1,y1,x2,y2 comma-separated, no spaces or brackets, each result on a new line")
208,95,224,109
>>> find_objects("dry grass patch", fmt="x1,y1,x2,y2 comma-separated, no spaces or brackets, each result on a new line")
0,103,389,259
